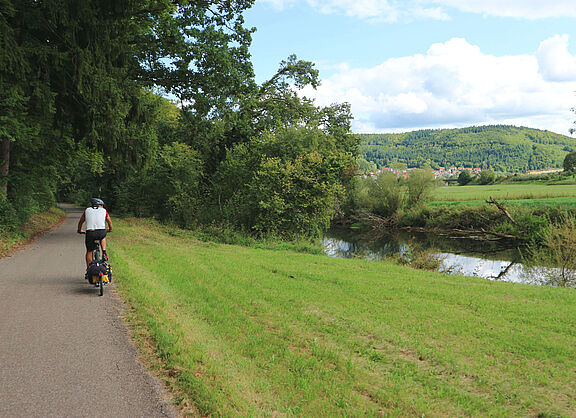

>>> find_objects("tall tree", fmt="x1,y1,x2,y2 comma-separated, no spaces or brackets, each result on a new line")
1,0,256,211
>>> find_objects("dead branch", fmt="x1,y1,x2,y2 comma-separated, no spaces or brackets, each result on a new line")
486,197,516,224
488,261,516,280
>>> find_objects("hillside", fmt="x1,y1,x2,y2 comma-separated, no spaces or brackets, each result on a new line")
358,125,576,172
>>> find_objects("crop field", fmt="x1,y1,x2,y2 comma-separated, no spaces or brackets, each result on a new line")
112,218,576,416
431,182,576,205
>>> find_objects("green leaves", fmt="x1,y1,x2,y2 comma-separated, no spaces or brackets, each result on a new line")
216,127,354,238
563,152,576,173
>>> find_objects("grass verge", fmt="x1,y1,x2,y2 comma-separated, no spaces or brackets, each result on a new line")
111,218,576,416
0,207,66,258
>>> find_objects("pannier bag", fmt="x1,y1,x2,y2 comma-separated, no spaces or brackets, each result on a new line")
86,261,111,284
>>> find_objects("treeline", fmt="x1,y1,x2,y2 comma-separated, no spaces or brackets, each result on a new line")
359,125,576,172
1,1,357,239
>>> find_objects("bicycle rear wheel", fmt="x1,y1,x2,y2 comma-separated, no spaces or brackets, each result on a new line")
98,275,103,296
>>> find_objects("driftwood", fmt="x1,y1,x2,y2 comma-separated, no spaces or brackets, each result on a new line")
359,212,396,229
486,197,516,224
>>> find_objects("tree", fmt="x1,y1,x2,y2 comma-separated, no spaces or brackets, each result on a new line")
457,170,472,185
216,126,355,238
1,0,256,224
406,169,435,206
563,152,576,173
478,170,497,185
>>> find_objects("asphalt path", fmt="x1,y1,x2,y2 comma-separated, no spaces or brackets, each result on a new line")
0,204,176,417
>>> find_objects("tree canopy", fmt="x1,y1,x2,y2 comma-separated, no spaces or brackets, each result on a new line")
1,0,357,239
564,152,576,173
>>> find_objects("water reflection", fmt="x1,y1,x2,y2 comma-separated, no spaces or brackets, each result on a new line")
323,229,575,288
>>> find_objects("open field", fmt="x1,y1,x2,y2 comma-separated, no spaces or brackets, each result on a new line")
431,182,576,203
112,218,576,416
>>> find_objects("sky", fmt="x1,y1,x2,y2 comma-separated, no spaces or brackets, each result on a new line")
244,0,576,135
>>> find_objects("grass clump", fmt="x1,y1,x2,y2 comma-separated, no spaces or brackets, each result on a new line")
111,218,576,417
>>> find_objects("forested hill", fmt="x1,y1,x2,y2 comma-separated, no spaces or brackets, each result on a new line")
358,125,576,172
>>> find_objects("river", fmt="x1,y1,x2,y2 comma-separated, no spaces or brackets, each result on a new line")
323,227,574,288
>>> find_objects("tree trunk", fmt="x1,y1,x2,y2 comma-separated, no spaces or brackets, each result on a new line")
1,137,11,199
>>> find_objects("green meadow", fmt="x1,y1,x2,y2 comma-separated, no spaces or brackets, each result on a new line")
112,218,576,416
432,182,576,202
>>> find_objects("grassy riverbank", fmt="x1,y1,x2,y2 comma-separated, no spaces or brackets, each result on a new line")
112,218,576,416
0,207,66,257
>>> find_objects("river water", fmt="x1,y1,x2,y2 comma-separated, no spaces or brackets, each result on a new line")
323,228,573,288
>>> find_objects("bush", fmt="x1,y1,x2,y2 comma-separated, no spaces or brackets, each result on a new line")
353,169,436,220
0,197,18,233
528,213,576,287
477,169,497,185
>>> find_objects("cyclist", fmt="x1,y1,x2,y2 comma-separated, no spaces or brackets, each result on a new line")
77,198,113,268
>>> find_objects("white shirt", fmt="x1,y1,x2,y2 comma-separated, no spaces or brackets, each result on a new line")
85,207,107,230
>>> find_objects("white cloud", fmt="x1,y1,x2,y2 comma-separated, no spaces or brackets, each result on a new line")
256,0,576,21
536,35,576,82
302,37,576,134
434,0,576,20
258,0,297,10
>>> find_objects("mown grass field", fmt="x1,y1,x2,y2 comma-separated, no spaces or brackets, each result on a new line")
432,182,576,202
430,182,576,209
112,218,576,416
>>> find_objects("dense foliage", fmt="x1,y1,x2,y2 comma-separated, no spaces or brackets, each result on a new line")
1,1,356,238
359,125,576,172
351,169,436,220
564,152,576,173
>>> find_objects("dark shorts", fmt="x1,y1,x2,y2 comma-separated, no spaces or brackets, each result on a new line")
85,229,107,251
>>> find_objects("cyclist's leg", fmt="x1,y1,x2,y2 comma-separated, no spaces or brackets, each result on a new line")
85,231,98,266
85,250,93,268
98,230,108,260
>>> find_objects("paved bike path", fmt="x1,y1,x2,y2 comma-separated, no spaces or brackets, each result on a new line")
0,204,176,417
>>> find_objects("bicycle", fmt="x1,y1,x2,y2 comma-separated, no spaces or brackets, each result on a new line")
80,232,112,296
91,239,112,296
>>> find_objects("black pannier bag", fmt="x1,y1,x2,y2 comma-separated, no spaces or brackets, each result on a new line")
86,262,109,284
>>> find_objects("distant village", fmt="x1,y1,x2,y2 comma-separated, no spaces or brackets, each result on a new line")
362,166,563,180
363,166,483,179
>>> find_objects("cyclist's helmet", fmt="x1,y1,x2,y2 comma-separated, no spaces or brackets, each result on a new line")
91,198,105,208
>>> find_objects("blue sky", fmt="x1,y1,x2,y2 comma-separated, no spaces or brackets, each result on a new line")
244,0,576,135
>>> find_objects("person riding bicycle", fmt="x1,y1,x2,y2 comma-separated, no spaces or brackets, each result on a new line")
77,198,113,268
